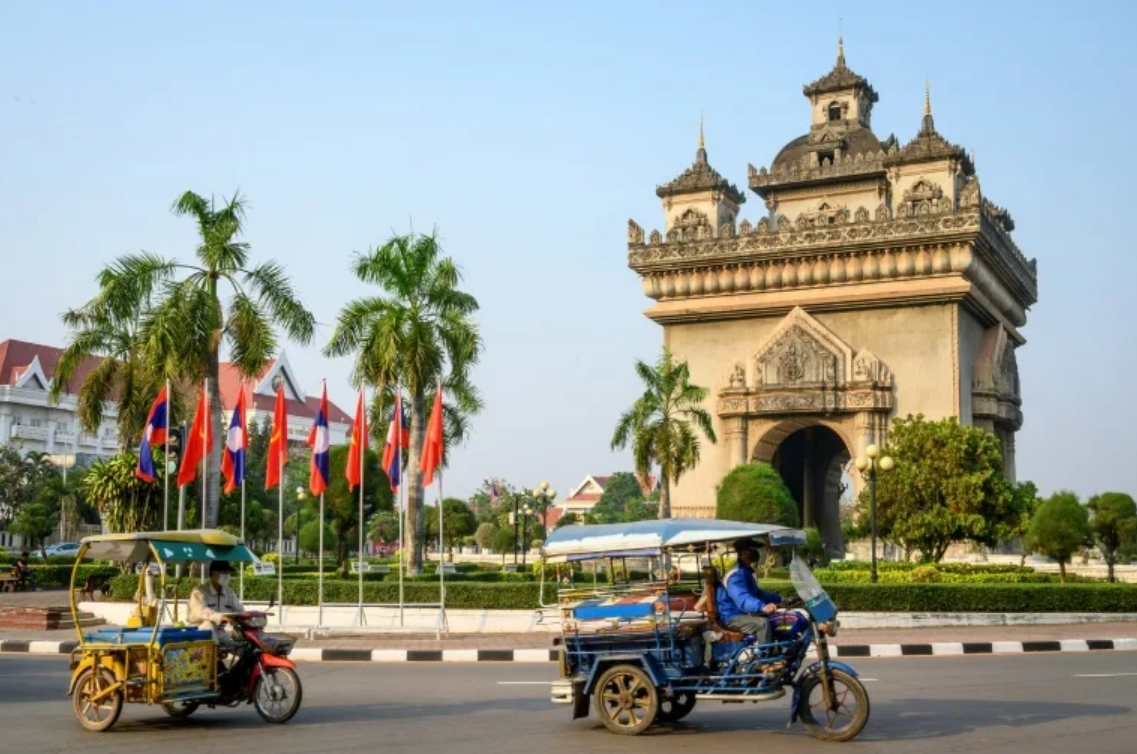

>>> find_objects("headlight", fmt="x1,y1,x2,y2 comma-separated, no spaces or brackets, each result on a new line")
246,615,267,628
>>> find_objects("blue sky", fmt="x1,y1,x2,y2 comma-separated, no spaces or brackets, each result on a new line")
1,1,1134,503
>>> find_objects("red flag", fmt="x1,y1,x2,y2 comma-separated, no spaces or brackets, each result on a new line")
346,390,368,491
420,386,444,487
176,390,213,488
265,386,288,490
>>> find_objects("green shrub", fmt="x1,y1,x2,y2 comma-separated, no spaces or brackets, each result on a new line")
715,463,798,527
909,566,942,583
826,560,1037,576
29,564,120,589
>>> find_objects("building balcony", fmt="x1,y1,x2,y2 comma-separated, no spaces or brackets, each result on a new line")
11,425,48,441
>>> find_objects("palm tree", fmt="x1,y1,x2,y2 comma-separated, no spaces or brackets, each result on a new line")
324,230,481,574
51,275,165,450
67,191,315,528
611,348,717,519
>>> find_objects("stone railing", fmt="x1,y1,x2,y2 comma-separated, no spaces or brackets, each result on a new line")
11,425,48,441
54,430,76,445
78,432,101,447
747,149,889,190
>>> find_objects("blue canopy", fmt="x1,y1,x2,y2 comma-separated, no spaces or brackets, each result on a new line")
542,518,804,562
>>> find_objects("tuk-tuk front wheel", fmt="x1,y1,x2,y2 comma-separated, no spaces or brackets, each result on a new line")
254,667,303,723
797,668,870,742
594,664,659,735
72,668,123,732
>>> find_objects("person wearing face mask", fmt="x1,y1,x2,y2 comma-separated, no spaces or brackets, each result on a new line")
188,561,244,643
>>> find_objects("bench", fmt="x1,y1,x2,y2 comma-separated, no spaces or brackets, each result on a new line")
350,562,391,575
0,571,19,593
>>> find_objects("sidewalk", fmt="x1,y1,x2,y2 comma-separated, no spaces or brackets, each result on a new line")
2,621,1135,661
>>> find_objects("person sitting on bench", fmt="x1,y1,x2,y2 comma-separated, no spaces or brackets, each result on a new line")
15,552,38,591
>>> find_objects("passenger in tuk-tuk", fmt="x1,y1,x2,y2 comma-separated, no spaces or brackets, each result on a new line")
188,561,244,647
717,539,808,643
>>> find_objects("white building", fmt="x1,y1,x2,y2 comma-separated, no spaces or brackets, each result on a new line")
0,340,352,463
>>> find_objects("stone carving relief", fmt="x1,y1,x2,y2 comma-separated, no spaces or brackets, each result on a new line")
851,349,893,385
728,362,747,389
627,219,644,245
854,206,870,223
649,229,662,245
971,325,1022,431
739,219,752,236
959,176,981,209
753,307,853,387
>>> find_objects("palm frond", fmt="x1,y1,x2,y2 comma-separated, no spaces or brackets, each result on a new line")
225,292,278,378
244,261,315,345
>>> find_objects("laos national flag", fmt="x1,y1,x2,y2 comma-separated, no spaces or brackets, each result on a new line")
134,387,169,482
380,394,408,492
307,385,331,496
221,389,248,494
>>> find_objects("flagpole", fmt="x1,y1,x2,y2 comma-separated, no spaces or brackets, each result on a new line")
163,379,170,531
277,437,284,623
357,384,366,627
397,388,404,628
240,477,246,602
201,378,208,532
436,379,447,636
318,491,324,628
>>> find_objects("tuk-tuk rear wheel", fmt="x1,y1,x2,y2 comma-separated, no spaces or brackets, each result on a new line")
162,701,200,718
72,668,123,732
593,664,659,735
658,691,696,722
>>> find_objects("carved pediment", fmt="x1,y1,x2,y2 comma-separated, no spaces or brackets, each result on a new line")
754,307,853,388
852,349,892,386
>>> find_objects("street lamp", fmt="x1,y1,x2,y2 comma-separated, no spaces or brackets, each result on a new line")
854,444,895,584
295,486,306,564
521,504,533,566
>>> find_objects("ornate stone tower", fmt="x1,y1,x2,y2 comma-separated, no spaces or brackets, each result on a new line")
626,43,1037,555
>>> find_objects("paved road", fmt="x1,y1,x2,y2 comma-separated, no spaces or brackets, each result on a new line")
2,652,1135,754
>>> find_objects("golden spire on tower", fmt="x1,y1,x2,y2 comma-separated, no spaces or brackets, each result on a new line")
699,114,705,150
925,77,931,117
837,18,845,66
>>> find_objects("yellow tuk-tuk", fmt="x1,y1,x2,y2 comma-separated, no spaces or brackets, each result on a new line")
67,530,299,731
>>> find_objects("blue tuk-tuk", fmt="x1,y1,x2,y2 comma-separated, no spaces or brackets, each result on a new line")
542,519,868,741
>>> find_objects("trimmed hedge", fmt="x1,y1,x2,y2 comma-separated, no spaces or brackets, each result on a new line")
110,575,558,609
758,579,1137,613
812,568,1075,585
26,564,120,589
826,561,1035,575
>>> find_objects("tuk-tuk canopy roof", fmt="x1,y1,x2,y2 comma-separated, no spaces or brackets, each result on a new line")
78,529,257,564
541,518,805,563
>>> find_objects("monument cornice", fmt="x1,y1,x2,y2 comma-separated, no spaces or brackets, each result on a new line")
628,207,1037,317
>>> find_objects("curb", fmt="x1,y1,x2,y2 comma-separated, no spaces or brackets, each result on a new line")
3,639,1137,662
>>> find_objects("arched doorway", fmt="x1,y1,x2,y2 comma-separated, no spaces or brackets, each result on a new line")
753,421,852,558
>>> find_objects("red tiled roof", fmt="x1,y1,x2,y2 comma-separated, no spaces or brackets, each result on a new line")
0,339,105,394
218,361,352,424
563,493,601,503
539,507,564,529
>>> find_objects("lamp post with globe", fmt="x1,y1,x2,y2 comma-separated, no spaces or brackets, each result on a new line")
854,444,895,584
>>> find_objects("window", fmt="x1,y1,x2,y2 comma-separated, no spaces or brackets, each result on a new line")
828,103,842,122
817,150,835,166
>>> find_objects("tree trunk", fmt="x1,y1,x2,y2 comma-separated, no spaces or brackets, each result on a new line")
658,476,671,519
1058,560,1067,583
404,391,427,575
205,350,222,530
1107,557,1116,584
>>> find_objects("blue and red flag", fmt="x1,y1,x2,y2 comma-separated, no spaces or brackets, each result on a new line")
307,383,331,496
134,386,169,482
380,394,409,492
221,387,248,494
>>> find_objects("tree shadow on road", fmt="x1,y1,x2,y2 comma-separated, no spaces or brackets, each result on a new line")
651,697,1132,741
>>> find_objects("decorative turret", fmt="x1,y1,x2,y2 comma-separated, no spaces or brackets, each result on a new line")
655,119,745,240
885,80,973,173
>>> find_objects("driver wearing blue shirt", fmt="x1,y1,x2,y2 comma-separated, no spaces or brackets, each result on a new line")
715,539,784,642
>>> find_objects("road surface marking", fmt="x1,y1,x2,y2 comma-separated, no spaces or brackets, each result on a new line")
1073,672,1137,678
498,681,554,685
